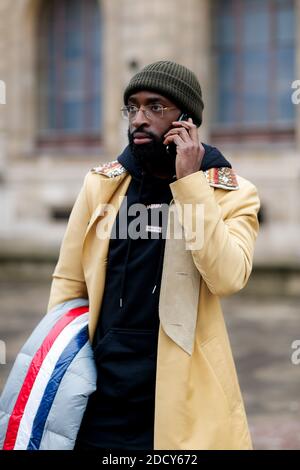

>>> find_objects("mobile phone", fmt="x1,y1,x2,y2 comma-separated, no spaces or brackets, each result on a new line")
166,113,190,158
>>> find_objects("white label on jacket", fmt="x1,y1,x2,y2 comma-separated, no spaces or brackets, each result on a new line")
146,225,162,233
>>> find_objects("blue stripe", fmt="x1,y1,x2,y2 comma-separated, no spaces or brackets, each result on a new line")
26,326,88,450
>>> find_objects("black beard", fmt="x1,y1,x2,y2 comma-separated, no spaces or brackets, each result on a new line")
128,128,176,179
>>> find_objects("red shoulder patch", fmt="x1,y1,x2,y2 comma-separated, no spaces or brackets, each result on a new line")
205,167,239,190
91,160,127,178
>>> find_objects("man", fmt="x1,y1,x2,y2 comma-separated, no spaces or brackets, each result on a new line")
47,60,260,450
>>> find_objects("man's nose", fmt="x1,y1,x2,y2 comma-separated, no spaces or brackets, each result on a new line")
131,108,149,128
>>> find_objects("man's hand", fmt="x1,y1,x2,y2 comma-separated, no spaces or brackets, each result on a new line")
163,118,205,179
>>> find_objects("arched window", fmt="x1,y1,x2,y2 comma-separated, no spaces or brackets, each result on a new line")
212,0,295,143
37,0,101,149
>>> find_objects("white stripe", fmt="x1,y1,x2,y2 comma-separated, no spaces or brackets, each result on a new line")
14,313,88,450
146,225,162,233
146,204,162,209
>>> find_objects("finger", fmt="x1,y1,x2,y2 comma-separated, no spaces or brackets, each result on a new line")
171,118,195,128
172,134,183,147
163,134,186,145
164,134,184,146
164,127,190,143
187,117,199,140
172,118,198,141
164,128,189,142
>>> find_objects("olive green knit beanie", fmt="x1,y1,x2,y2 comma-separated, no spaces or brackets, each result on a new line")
123,60,204,127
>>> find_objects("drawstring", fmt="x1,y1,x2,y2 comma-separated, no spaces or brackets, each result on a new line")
119,235,132,307
151,187,173,296
151,237,166,295
119,170,145,308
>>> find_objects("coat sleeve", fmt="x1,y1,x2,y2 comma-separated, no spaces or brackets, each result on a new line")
169,171,260,296
47,172,92,312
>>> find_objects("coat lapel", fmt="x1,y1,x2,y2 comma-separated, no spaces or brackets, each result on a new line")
83,172,131,242
159,202,201,355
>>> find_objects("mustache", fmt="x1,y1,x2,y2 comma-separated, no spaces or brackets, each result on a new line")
130,128,157,140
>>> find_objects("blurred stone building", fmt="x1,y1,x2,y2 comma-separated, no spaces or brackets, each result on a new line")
0,0,299,281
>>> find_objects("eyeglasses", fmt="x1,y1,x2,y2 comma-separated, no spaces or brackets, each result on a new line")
121,104,177,120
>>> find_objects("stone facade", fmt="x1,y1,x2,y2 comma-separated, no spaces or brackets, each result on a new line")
0,0,299,267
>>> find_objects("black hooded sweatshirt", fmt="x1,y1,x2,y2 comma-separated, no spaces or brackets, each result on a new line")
75,144,232,450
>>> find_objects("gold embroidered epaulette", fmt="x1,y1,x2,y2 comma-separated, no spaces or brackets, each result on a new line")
205,167,239,190
91,160,127,178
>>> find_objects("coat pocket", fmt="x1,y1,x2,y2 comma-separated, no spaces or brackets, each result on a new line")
201,336,241,413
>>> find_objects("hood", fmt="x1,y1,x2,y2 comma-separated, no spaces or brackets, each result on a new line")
200,143,231,171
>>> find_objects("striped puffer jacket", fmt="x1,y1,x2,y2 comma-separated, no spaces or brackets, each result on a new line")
0,298,96,450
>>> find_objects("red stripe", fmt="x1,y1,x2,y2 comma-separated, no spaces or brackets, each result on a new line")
3,305,88,450
211,168,215,184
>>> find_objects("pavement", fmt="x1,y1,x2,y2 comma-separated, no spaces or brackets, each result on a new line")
222,295,300,450
0,280,299,450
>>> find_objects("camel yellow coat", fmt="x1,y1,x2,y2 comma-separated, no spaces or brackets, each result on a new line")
47,161,260,450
